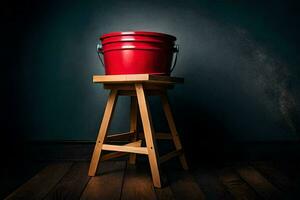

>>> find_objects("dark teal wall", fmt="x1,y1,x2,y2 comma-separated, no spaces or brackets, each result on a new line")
7,0,300,141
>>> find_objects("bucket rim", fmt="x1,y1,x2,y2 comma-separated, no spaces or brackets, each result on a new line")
100,31,176,41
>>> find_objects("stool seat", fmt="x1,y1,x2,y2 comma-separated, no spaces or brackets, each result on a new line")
88,74,188,188
93,74,184,84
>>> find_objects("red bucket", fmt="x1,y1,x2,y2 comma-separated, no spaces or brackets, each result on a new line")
97,31,178,75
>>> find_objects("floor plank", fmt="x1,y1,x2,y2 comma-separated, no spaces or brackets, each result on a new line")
121,162,157,200
155,186,175,200
218,167,259,200
193,167,234,200
251,161,300,198
5,162,73,200
166,167,205,200
155,173,175,200
235,164,283,200
80,161,126,200
6,160,299,200
0,161,48,199
44,162,90,200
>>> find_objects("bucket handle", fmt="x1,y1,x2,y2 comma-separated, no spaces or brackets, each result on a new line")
170,44,179,73
97,43,104,67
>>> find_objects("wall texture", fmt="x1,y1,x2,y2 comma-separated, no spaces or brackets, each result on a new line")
4,0,300,142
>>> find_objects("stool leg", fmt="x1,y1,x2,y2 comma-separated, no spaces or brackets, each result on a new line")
135,83,161,188
88,90,118,176
161,92,189,170
129,96,138,164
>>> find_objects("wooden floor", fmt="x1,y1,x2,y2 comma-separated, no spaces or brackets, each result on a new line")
4,159,300,200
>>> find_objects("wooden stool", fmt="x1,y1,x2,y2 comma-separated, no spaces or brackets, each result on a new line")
88,74,188,188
